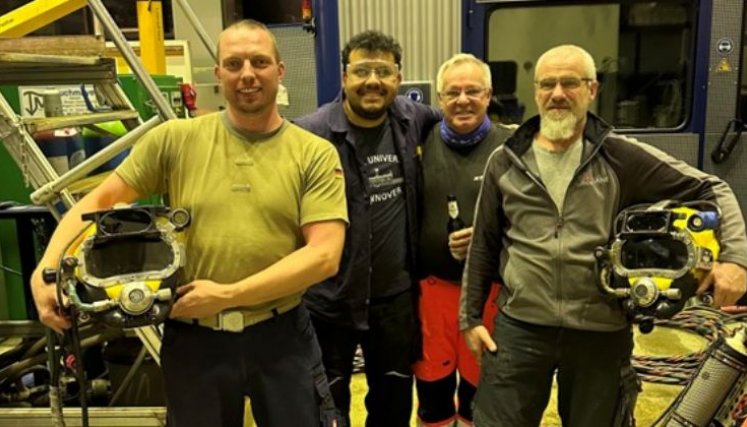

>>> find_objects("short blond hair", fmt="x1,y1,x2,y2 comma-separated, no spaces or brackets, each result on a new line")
217,19,281,62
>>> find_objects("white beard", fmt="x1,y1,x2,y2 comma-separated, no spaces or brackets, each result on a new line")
540,111,579,141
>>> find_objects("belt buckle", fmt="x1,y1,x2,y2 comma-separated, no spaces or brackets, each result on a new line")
219,311,244,333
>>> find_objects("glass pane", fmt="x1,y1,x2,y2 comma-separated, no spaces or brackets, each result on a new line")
241,0,303,24
86,238,175,278
99,209,154,236
486,1,695,130
102,0,175,40
620,238,689,270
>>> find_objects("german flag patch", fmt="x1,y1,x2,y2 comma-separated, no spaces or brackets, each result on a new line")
334,167,344,179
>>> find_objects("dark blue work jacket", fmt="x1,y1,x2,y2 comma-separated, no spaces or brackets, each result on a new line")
295,96,441,330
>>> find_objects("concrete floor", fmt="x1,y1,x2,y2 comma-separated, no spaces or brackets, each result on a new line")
0,325,706,426
347,326,705,426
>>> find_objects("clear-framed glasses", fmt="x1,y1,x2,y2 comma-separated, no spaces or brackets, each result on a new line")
439,87,488,102
535,77,593,92
346,61,399,81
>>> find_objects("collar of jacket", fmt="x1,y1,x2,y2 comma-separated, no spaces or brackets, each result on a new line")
323,95,416,137
505,112,613,156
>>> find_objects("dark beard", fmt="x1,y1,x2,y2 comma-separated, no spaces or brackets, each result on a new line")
349,102,387,120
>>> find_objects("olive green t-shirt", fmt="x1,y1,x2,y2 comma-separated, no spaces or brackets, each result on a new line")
116,112,347,312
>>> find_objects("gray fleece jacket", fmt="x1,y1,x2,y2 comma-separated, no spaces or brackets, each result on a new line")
460,113,747,332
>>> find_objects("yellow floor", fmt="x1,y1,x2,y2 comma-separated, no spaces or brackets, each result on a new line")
348,376,683,427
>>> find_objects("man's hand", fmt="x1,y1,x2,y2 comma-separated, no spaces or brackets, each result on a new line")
697,262,747,307
463,324,497,366
448,227,473,261
170,280,233,319
30,272,70,334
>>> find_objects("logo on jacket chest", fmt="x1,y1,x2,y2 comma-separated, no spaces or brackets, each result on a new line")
577,170,609,187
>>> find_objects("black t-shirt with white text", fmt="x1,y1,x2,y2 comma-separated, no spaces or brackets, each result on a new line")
349,120,410,298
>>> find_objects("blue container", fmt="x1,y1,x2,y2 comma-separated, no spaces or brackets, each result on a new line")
35,128,85,175
82,122,130,174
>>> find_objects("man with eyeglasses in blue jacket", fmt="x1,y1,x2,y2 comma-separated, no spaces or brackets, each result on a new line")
296,30,440,426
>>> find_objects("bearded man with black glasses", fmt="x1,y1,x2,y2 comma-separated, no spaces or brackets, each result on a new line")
295,30,440,426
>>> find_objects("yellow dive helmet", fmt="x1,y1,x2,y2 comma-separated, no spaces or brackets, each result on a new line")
594,200,720,333
46,204,190,328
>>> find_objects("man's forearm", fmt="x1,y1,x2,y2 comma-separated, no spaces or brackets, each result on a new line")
226,242,340,307
32,173,140,290
224,221,345,307
34,197,110,282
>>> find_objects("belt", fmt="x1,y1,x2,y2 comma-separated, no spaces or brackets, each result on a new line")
175,297,300,333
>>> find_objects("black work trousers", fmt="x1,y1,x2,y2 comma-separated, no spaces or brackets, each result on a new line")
473,313,638,427
161,305,334,427
311,290,418,427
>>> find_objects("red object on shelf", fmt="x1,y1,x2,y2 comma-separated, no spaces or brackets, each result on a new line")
180,83,197,117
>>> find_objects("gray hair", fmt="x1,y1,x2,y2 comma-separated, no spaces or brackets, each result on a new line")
436,53,492,93
535,45,596,80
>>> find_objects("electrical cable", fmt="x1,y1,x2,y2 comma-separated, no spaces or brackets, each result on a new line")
21,336,51,360
632,306,728,385
0,265,22,276
47,329,65,427
68,306,89,427
107,345,148,407
0,330,120,387
644,306,743,427
42,223,94,426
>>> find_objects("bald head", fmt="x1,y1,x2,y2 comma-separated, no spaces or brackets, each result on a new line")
535,45,596,81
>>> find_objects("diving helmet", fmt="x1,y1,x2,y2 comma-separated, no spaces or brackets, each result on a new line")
47,204,190,328
594,200,720,333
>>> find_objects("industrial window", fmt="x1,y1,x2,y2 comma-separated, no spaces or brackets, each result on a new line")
485,1,696,130
243,0,303,24
222,0,304,26
101,0,175,40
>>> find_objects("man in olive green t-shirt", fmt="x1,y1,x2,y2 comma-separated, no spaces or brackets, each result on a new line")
30,19,347,427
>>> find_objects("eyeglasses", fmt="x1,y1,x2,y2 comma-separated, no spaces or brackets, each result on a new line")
535,77,593,92
346,62,399,80
439,87,488,102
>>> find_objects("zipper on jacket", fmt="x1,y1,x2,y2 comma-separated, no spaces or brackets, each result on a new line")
506,146,549,191
554,217,564,238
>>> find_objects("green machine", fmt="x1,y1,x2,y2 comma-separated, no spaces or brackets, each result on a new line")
0,74,181,320
118,74,185,120
0,85,34,320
